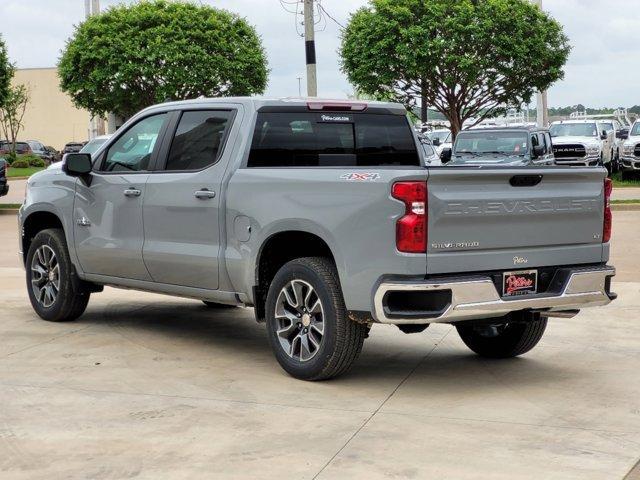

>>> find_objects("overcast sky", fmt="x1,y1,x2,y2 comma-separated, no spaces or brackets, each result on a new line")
0,0,637,108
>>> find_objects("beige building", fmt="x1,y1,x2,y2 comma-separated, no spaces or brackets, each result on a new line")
11,68,95,150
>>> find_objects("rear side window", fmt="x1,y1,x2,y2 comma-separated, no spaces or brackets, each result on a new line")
165,110,233,171
247,112,419,167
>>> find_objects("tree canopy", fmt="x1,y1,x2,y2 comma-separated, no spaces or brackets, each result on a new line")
59,0,268,119
0,35,14,109
340,0,570,136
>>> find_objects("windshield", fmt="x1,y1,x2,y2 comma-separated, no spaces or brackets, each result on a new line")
80,137,109,155
428,130,451,144
550,123,598,138
453,131,528,161
631,123,640,136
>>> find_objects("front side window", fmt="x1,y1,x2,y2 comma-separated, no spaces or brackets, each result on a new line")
165,110,232,171
631,123,640,136
102,113,167,172
248,112,419,167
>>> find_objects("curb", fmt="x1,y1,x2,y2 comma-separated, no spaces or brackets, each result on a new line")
612,204,640,211
7,177,29,181
0,208,19,215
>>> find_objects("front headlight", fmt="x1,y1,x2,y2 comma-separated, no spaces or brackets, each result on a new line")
586,145,600,155
623,144,635,155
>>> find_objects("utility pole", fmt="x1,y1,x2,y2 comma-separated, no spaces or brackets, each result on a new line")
532,0,549,127
85,0,104,139
303,0,317,97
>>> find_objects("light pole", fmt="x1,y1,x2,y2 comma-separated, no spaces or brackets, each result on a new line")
303,0,318,96
532,0,549,127
297,77,302,97
85,0,104,139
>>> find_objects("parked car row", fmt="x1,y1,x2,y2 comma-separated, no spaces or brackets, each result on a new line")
0,140,61,164
422,118,638,177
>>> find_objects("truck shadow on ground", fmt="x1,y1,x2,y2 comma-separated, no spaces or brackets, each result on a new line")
73,299,570,389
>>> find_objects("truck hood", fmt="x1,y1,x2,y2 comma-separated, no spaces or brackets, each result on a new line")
448,155,530,167
552,136,599,147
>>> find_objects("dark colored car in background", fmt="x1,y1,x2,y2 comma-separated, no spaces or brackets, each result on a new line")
0,157,8,197
441,126,555,166
26,140,55,164
0,141,32,156
62,142,85,154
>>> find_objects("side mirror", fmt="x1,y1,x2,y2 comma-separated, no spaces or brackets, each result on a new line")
432,138,441,147
600,132,608,140
440,148,452,163
63,153,92,176
618,129,629,140
532,145,545,158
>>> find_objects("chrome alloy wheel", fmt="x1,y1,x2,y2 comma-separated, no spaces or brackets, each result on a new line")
275,279,325,362
30,245,60,308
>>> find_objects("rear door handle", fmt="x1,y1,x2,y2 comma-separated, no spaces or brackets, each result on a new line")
194,189,216,200
123,188,141,197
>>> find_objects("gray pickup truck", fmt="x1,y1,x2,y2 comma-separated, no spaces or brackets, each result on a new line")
19,98,616,380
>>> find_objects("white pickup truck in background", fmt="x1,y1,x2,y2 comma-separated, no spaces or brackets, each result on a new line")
550,120,614,173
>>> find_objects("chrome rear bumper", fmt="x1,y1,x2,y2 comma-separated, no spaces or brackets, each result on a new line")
373,266,615,325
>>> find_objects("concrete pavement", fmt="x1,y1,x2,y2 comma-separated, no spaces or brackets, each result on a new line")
0,213,639,479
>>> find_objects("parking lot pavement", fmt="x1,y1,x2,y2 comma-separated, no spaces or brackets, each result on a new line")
613,187,640,201
1,213,639,479
2,178,27,204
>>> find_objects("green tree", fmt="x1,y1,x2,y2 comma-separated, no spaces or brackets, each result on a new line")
59,0,268,119
0,34,14,109
0,84,30,159
340,0,570,137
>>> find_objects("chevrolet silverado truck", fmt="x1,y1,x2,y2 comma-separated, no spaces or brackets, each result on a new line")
19,98,616,380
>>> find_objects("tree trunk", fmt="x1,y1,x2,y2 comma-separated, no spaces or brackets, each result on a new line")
420,79,428,123
446,106,463,142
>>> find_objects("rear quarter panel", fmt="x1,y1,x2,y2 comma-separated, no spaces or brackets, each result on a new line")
225,168,428,311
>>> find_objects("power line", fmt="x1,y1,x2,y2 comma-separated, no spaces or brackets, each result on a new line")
317,2,345,30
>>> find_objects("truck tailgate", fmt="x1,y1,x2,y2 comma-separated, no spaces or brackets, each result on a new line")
426,167,607,274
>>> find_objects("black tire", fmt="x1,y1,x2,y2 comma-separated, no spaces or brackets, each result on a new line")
265,257,367,381
456,312,547,359
202,301,237,308
25,228,90,322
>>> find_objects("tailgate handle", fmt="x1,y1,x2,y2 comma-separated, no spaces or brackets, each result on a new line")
510,175,543,187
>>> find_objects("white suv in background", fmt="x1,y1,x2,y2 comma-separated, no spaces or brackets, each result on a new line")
550,120,614,173
620,121,640,179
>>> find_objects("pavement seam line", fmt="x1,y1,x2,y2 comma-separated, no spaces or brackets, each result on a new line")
311,327,452,480
624,456,640,480
1,325,91,358
0,381,374,415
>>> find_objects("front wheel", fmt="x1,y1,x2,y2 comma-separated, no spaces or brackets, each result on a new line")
265,257,368,380
26,228,90,322
456,312,547,358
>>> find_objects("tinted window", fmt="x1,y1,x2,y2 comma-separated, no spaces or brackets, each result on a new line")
248,112,419,167
454,131,528,155
103,114,166,172
165,110,232,171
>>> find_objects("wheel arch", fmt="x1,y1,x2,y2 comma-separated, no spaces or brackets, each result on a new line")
21,209,66,265
252,228,340,322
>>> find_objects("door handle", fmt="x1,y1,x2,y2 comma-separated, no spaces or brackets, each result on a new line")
194,189,216,199
123,188,141,197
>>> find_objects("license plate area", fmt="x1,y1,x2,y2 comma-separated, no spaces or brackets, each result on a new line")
502,270,538,297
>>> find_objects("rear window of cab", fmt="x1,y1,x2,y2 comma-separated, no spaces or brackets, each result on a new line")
248,112,420,167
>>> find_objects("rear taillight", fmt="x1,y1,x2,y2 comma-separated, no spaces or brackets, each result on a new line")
392,181,427,253
603,178,612,243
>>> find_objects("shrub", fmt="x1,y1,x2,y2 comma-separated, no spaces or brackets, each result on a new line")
10,158,29,168
28,157,45,167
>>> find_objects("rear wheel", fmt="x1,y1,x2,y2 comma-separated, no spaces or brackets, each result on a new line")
265,257,367,380
26,229,90,322
456,312,547,358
